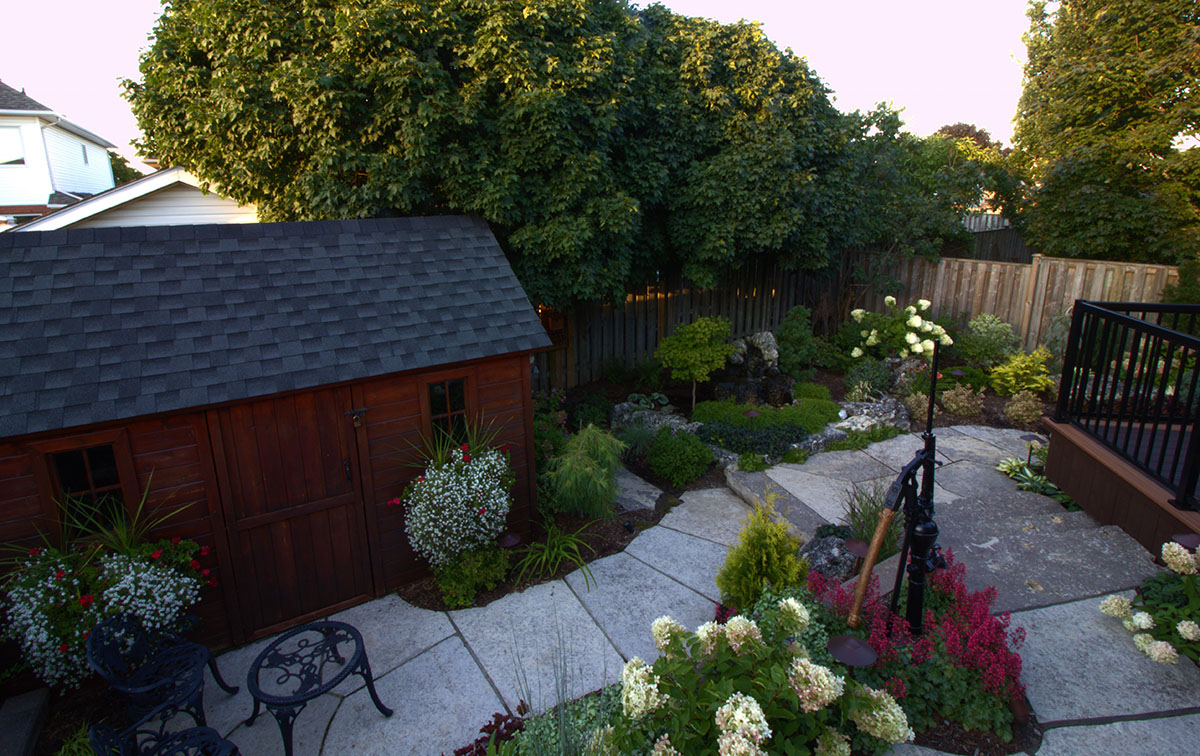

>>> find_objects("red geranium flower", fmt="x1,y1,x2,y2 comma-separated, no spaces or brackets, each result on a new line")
28,547,41,557
55,570,66,580
477,507,486,515
78,595,94,608
501,445,511,453
387,497,401,508
199,546,211,557
150,550,162,560
59,643,69,653
460,443,470,452
190,560,202,570
462,454,471,463
206,578,219,588
201,569,211,577
83,631,89,641
417,476,425,483
171,537,181,545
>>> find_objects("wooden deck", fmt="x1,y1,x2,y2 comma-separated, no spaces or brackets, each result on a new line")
1044,419,1200,553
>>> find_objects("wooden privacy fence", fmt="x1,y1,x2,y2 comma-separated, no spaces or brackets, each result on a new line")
849,253,1181,352
532,261,831,390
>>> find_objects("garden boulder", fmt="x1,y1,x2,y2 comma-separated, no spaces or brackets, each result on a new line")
609,402,701,435
799,536,859,582
727,331,780,377
835,397,910,433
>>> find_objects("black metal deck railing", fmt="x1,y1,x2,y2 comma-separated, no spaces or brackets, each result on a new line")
1056,301,1200,511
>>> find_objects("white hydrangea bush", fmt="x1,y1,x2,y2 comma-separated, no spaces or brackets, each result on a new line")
403,446,513,567
1098,540,1200,665
848,297,952,361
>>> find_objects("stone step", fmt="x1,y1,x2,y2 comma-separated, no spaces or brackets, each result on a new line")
935,500,1097,547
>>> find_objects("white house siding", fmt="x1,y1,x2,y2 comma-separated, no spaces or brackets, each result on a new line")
0,119,52,205
69,183,258,228
43,126,113,195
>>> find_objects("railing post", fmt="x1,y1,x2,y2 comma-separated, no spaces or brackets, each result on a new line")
1055,300,1087,422
1172,416,1200,511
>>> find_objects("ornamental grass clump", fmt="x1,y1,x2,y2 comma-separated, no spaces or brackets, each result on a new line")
605,605,913,755
1099,540,1200,664
403,444,514,568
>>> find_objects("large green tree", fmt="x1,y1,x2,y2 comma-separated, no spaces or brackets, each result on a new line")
126,0,850,307
1013,0,1200,263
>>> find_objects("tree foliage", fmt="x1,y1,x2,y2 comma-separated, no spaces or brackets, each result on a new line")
935,123,1001,150
108,152,144,186
1012,0,1200,263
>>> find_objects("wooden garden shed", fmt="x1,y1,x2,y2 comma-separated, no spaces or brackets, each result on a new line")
0,216,550,646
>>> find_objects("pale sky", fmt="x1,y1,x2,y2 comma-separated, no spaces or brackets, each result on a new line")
2,1,1031,166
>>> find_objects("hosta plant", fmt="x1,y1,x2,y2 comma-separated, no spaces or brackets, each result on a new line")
402,445,514,568
2,537,205,690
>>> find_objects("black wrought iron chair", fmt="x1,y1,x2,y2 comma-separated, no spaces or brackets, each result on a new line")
86,614,239,726
88,698,241,756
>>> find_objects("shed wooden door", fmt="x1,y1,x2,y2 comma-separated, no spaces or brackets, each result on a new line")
212,387,373,639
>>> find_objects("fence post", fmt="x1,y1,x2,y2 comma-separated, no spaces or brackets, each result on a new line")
1021,254,1042,352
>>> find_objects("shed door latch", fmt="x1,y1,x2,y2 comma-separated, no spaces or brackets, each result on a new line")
345,408,368,428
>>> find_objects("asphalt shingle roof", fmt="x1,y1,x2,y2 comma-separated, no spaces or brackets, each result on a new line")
0,216,550,438
0,81,51,111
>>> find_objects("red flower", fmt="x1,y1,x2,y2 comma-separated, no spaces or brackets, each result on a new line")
462,454,471,463
387,497,401,508
417,476,425,483
201,569,211,577
206,577,219,588
151,550,162,560
59,643,69,653
28,547,41,557
78,595,94,608
460,443,470,452
199,546,211,557
477,507,486,515
190,560,202,570
55,570,66,580
171,537,181,545
83,631,89,641
501,445,511,453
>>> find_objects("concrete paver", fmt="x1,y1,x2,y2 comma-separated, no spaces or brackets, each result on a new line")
328,594,455,696
658,487,750,546
764,466,854,523
1037,714,1200,756
783,449,894,482
624,526,728,603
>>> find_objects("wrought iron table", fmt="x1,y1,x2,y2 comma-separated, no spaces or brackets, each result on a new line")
244,620,392,756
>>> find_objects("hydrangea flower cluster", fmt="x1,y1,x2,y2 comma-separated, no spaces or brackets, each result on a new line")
849,297,951,360
3,542,203,689
651,615,686,657
1099,540,1200,665
650,734,681,756
849,685,915,744
777,596,810,634
715,692,771,756
403,446,513,567
695,620,722,657
723,615,763,654
619,656,665,719
788,657,845,712
814,726,850,756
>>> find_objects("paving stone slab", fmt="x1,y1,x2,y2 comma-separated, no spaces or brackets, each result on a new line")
782,449,894,482
615,466,662,512
859,433,935,471
950,524,1158,614
931,427,1014,466
205,636,276,738
0,687,47,756
764,467,855,523
931,460,1058,509
323,636,503,756
658,488,751,546
224,690,340,756
953,425,1045,459
328,594,456,696
625,526,728,602
881,744,956,756
565,551,715,663
935,503,1097,547
725,468,826,537
1015,594,1200,722
861,474,962,508
1037,715,1200,756
450,580,624,714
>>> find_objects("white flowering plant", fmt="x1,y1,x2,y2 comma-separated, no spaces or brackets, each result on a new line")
606,596,913,756
401,444,514,568
2,536,209,690
1099,540,1200,664
848,297,952,362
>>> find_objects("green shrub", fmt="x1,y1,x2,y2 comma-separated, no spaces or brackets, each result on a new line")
647,428,713,487
567,393,612,430
1003,390,1044,426
715,499,807,611
737,452,770,472
847,297,952,361
942,365,991,392
692,399,841,434
940,384,985,417
434,544,510,608
793,381,833,401
697,422,807,457
616,418,655,459
655,317,736,410
533,390,569,477
53,725,93,756
633,357,665,391
781,447,810,465
990,348,1055,396
844,358,891,395
826,426,901,451
545,425,625,518
842,483,904,561
900,391,937,422
957,313,1022,369
777,305,821,379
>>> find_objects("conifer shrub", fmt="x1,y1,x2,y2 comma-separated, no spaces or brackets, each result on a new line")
545,425,625,518
715,497,808,612
646,428,713,487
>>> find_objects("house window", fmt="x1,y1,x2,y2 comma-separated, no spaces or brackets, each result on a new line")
0,127,24,166
80,144,89,165
52,444,125,534
428,378,467,438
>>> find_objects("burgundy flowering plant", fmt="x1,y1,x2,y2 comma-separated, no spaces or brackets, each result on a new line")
805,549,1025,743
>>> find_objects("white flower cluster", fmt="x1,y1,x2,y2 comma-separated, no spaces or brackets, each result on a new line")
651,615,686,656
787,657,845,713
3,556,97,689
695,621,723,657
650,734,681,756
715,692,771,756
777,597,810,634
1099,594,1132,618
814,726,851,756
404,448,512,567
723,616,763,654
849,686,914,744
849,297,951,360
1177,620,1200,642
1162,542,1198,575
620,657,665,719
99,553,200,633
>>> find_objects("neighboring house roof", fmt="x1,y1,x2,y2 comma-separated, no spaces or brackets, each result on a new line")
963,213,1011,233
11,166,254,231
0,216,550,438
0,81,51,111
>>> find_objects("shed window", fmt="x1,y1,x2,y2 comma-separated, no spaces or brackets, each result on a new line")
80,144,89,165
52,444,125,533
0,127,24,166
429,378,467,438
